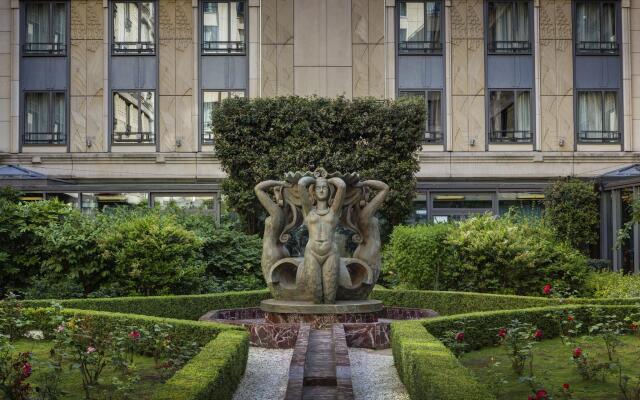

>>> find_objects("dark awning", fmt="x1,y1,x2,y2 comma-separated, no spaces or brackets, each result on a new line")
599,164,640,190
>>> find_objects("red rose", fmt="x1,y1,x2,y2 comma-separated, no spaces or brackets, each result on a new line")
128,330,141,340
22,362,32,378
567,315,574,321
572,347,582,358
498,328,507,338
543,284,552,295
528,397,535,400
563,383,570,390
455,332,465,342
536,389,548,399
534,329,543,340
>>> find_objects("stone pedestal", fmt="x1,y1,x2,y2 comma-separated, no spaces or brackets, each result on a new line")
260,299,383,328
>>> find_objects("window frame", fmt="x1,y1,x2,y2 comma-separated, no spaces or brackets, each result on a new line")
488,88,534,144
201,0,247,55
21,1,68,57
573,0,620,55
22,90,67,146
575,89,622,144
486,0,533,55
111,90,156,145
396,0,444,55
200,89,246,145
111,0,157,56
398,89,445,145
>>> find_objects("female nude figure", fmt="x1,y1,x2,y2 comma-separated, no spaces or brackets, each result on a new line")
353,180,389,283
254,180,290,280
298,174,346,304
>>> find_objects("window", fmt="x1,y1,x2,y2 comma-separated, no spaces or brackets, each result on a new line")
81,193,149,213
23,1,67,55
488,1,530,53
112,2,155,54
398,0,442,54
398,90,443,144
489,90,532,143
24,92,66,145
575,1,617,54
498,192,544,217
202,91,244,144
112,91,155,144
202,1,246,54
577,91,620,143
154,194,216,215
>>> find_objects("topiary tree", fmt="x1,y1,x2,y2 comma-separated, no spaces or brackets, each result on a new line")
544,178,599,255
212,96,425,234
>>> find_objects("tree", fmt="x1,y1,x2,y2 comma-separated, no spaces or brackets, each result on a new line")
212,96,425,234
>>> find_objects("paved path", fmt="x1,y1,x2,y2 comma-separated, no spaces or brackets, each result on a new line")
349,348,410,400
232,347,293,400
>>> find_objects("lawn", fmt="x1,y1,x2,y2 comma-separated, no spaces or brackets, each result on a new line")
14,339,164,400
459,335,640,399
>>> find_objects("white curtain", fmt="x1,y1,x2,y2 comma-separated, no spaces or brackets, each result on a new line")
603,92,617,132
52,93,65,136
515,91,530,134
578,92,603,134
53,3,66,45
514,2,529,42
26,3,49,45
426,92,442,139
25,93,48,133
576,2,600,44
492,3,512,43
602,3,616,43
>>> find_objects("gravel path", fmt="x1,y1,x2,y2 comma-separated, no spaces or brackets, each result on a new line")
349,348,410,400
233,347,293,400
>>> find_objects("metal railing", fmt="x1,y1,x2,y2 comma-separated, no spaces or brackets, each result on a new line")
113,131,154,144
22,42,67,55
578,130,621,144
399,41,442,54
202,41,246,54
422,131,444,145
576,41,619,54
489,130,533,144
202,131,215,145
112,42,156,55
488,41,531,53
23,132,66,145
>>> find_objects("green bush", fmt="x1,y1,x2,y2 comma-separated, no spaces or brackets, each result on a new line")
212,95,424,234
544,178,599,254
585,271,640,298
384,214,591,295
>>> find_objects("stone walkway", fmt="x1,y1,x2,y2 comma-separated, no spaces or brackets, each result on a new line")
232,347,293,400
349,348,410,400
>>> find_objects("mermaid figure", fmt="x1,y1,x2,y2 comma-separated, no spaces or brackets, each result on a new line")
254,180,290,281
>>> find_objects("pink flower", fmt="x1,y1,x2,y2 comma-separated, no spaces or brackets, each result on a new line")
534,329,543,340
536,389,548,399
22,362,32,378
573,347,582,358
543,284,552,295
455,332,465,342
55,324,65,333
86,346,96,354
498,328,507,338
128,330,141,340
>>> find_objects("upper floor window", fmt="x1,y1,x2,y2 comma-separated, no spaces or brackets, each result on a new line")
24,91,66,145
398,1,442,54
202,90,244,144
399,90,443,144
24,2,67,56
112,91,155,144
202,1,246,54
577,90,620,143
575,1,618,54
488,1,531,54
489,90,532,144
112,1,156,55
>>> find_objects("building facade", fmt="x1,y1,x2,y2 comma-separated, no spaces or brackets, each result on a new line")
1,0,640,271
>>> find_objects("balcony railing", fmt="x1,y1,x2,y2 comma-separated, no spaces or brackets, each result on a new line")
22,42,67,56
202,131,215,145
112,42,156,55
488,41,531,54
113,131,154,144
422,131,443,145
578,130,621,144
576,41,619,54
489,130,533,144
202,41,246,54
23,132,66,145
399,41,443,54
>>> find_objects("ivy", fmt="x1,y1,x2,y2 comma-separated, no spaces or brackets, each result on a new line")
212,96,425,234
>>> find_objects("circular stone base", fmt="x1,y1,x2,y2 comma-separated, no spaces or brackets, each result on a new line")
260,299,383,314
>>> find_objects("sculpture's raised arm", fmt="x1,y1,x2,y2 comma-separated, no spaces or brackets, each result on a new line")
328,177,346,214
298,176,316,216
254,180,289,217
359,180,389,219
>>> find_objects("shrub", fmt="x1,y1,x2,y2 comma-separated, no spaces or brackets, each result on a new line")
544,179,599,254
212,96,425,233
384,214,591,296
585,271,640,298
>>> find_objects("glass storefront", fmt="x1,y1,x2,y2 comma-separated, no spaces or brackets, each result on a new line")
81,193,149,213
153,194,216,214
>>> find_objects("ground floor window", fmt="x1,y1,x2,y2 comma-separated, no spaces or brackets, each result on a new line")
398,90,443,144
202,90,244,145
153,194,217,215
81,192,149,213
112,91,155,144
24,91,66,145
577,90,620,144
489,90,532,144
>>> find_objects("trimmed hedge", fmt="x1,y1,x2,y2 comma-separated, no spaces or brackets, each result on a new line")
391,320,495,400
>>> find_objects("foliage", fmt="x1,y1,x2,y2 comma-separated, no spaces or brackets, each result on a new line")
544,179,599,254
586,271,640,299
0,335,32,400
383,214,591,296
212,96,425,233
498,320,538,376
